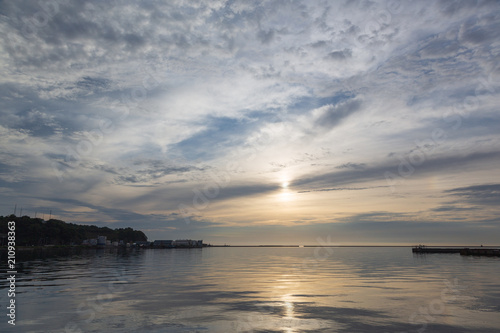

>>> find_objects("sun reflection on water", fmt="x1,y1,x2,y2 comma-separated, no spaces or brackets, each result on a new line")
281,294,296,332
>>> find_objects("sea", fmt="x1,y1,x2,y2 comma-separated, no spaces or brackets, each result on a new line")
1,246,499,332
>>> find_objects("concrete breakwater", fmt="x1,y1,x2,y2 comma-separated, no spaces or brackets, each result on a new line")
412,246,500,256
460,248,500,256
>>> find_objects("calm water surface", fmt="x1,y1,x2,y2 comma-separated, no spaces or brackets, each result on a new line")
1,247,500,332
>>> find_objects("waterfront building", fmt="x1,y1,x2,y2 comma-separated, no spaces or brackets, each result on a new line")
152,239,203,248
173,239,203,248
97,235,107,246
153,240,174,248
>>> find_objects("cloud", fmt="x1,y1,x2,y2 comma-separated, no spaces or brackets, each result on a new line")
313,99,362,130
292,150,500,190
430,205,478,212
437,0,479,17
459,16,500,45
417,38,464,58
38,196,221,233
169,116,257,161
329,211,500,244
298,186,389,193
76,76,112,93
445,183,500,206
335,162,367,170
326,48,353,61
124,182,282,213
257,29,275,44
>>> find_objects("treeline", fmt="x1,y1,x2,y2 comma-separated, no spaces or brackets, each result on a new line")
0,215,147,246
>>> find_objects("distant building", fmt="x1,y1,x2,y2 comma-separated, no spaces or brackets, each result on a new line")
97,235,107,246
173,239,190,247
152,239,203,248
173,239,203,248
153,240,173,248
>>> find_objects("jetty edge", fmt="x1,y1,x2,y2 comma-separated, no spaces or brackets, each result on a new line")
412,245,500,256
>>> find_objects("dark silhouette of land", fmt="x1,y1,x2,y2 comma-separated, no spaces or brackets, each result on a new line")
0,215,147,246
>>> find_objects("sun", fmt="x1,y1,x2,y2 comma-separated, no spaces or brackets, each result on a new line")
276,174,295,202
278,182,294,202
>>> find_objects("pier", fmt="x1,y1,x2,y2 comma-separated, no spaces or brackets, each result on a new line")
412,245,500,256
460,248,500,256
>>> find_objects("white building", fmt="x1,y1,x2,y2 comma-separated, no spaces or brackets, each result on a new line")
173,239,203,248
97,235,107,246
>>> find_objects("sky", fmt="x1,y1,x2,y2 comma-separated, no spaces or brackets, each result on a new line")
1,0,499,245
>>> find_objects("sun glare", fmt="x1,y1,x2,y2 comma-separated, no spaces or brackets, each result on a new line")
278,180,294,202
280,190,292,202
